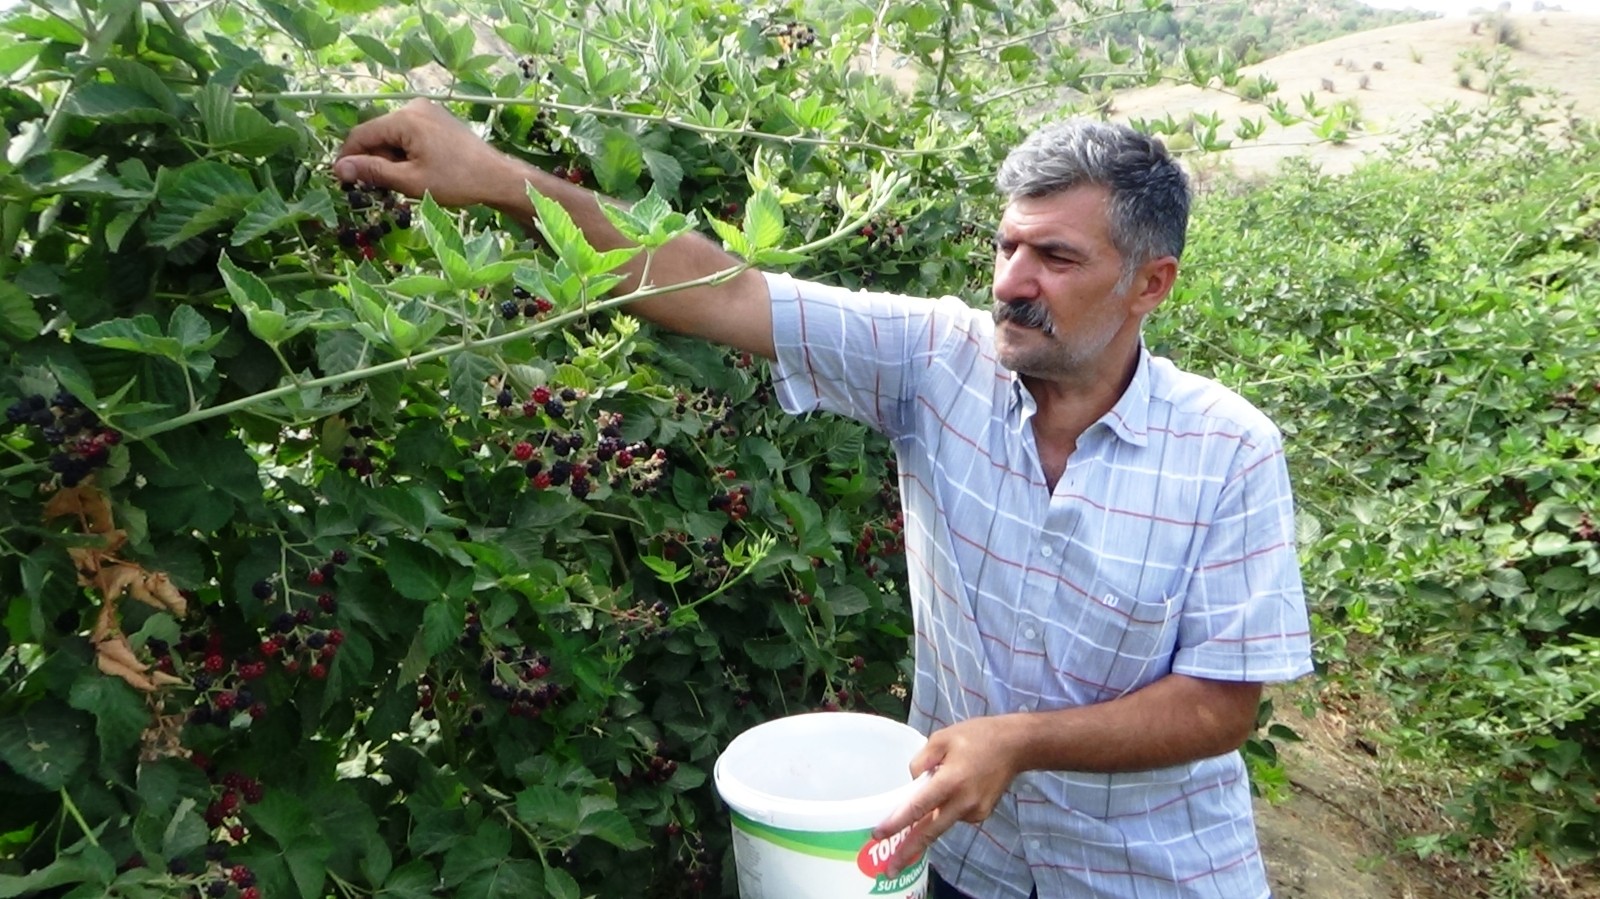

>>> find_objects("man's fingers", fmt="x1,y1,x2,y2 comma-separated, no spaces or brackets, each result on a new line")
872,772,945,840
884,808,948,878
332,155,408,194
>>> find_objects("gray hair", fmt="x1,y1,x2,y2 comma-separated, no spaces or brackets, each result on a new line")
997,120,1190,281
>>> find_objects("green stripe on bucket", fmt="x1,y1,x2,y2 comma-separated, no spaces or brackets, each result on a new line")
729,809,871,861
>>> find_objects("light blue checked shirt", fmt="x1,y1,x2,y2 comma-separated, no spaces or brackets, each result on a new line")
767,273,1314,899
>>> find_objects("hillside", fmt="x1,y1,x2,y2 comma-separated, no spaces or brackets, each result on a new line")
1107,10,1600,178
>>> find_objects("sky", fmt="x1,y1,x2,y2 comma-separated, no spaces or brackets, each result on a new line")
1362,0,1600,14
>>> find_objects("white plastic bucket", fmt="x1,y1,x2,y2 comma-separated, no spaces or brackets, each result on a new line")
714,712,930,899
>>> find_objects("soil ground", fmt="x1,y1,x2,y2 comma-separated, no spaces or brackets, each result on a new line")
1253,683,1600,899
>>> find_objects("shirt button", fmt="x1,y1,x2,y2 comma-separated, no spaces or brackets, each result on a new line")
1029,839,1041,849
1023,627,1037,640
1040,545,1053,558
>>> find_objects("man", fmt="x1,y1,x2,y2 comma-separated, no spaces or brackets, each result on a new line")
335,100,1313,898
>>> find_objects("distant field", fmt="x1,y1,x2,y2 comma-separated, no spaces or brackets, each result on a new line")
1106,11,1600,178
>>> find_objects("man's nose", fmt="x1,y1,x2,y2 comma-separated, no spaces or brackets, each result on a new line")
993,247,1040,303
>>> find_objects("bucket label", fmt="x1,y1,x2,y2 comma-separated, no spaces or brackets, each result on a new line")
856,832,928,894
730,810,927,895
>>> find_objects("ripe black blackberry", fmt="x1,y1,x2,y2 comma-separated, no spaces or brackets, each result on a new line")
499,300,520,320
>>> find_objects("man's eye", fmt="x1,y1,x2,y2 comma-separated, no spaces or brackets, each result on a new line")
993,238,1016,256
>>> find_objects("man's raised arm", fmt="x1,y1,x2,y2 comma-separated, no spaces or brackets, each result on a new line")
332,99,774,359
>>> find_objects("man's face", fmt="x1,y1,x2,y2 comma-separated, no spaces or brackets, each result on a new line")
990,186,1143,382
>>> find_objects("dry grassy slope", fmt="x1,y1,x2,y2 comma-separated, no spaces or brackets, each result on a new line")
1108,11,1600,180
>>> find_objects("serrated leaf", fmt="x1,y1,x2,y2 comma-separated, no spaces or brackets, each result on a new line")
198,83,300,157
316,327,369,375
642,149,683,197
418,193,468,263
589,127,643,196
0,280,43,342
258,0,341,49
826,584,872,616
448,351,498,418
67,673,148,758
0,852,110,898
147,161,256,248
544,867,579,899
232,186,335,245
441,822,513,886
387,274,453,297
379,860,441,899
75,314,182,360
514,785,580,834
744,188,784,252
0,705,90,789
707,216,750,258
458,859,543,899
388,542,460,602
349,33,399,69
62,82,177,125
577,808,645,850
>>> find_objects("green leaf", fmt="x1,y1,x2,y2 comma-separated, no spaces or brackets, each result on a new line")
589,127,643,196
418,193,468,264
448,351,498,419
198,83,301,157
707,216,750,258
349,33,399,69
458,859,544,899
147,161,256,248
577,808,646,850
441,822,513,886
161,799,211,859
67,673,148,757
62,82,177,125
641,149,684,198
825,584,871,616
379,860,440,899
744,188,784,252
74,314,183,360
544,867,580,899
232,186,336,245
0,280,43,342
386,542,460,601
514,785,580,835
0,851,111,898
745,637,801,670
0,705,91,790
422,12,474,70
421,601,461,658
258,0,341,49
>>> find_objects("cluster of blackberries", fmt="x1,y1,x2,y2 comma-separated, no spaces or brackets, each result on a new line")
478,644,564,719
707,484,752,521
336,180,409,261
858,215,906,251
152,630,269,727
510,410,670,499
4,391,121,487
772,20,818,62
550,165,588,185
612,598,674,646
335,424,382,477
854,513,905,565
675,389,738,439
502,285,555,321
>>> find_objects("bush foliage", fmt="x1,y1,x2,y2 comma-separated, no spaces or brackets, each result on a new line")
1,1,1598,898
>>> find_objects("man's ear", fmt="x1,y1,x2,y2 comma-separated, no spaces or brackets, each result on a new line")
1126,255,1179,316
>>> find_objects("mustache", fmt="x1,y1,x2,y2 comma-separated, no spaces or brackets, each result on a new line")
992,300,1055,335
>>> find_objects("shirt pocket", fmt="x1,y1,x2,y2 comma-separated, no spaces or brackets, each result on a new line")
1047,577,1181,704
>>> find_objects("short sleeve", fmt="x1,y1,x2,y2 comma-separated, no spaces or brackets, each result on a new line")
1171,429,1315,683
765,272,976,439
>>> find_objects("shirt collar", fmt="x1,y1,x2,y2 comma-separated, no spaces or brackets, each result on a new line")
1006,345,1152,448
